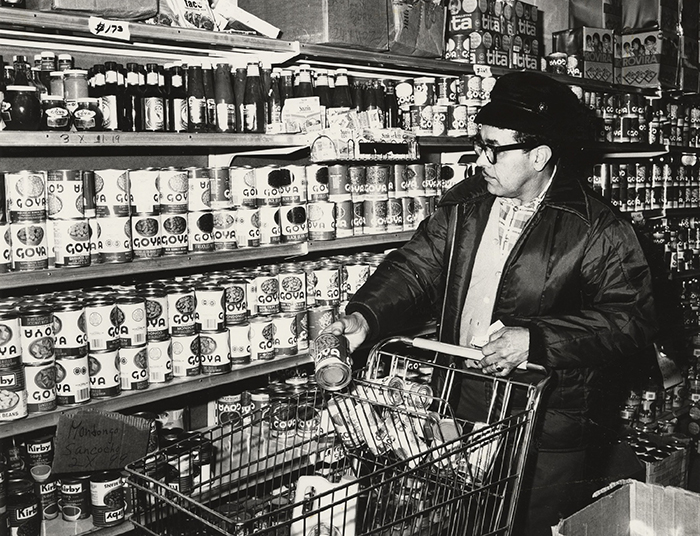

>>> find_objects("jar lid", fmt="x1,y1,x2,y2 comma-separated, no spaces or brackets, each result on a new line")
6,85,37,91
41,94,65,102
49,71,64,77
63,69,88,76
76,97,100,104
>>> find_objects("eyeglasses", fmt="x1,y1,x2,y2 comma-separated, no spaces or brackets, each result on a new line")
471,137,537,165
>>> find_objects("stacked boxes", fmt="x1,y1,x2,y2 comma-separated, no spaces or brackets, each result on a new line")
552,27,614,82
621,0,679,33
620,30,680,89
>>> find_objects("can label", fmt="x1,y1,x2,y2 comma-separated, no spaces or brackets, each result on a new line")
131,214,163,258
25,363,57,413
195,286,225,332
6,171,47,222
119,346,149,390
20,311,54,366
88,218,101,263
24,436,54,468
333,199,352,239
365,166,389,197
345,263,370,299
47,170,84,220
424,163,439,196
386,198,404,232
209,167,231,210
115,300,147,347
94,169,132,217
147,338,172,384
86,302,120,351
10,220,49,272
278,271,306,312
363,198,388,234
307,305,336,342
212,210,237,250
144,294,168,342
229,166,257,208
280,165,307,205
353,202,365,235
307,202,336,241
88,350,121,398
432,105,448,136
167,289,196,336
37,478,59,520
279,205,307,243
0,223,12,273
402,197,418,231
224,280,248,325
0,315,22,368
8,493,41,535
255,166,281,207
296,310,308,351
159,168,189,214
254,273,280,316
216,393,243,425
348,166,366,201
392,164,409,197
227,324,250,366
97,216,132,263
249,318,275,361
259,206,281,245
234,207,260,248
161,214,188,255
60,479,91,519
52,219,91,267
170,334,200,377
312,333,351,391
199,331,231,374
406,164,425,196
90,473,124,514
328,165,350,197
306,164,329,201
187,211,214,252
0,366,28,420
129,169,160,215
272,313,297,357
56,356,90,405
313,266,341,306
187,168,211,212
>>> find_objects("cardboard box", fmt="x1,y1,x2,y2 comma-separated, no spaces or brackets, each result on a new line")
237,0,389,51
26,0,157,20
569,0,622,31
621,30,680,88
389,0,447,58
555,480,700,536
622,0,679,32
553,27,614,82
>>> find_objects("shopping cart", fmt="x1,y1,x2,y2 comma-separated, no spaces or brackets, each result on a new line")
126,336,551,536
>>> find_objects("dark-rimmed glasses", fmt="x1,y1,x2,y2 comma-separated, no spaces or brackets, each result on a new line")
471,137,537,164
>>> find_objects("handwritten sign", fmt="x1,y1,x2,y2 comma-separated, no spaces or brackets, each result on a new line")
473,64,493,78
89,16,131,42
52,409,150,474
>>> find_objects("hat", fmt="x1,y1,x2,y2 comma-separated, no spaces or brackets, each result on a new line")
475,71,581,139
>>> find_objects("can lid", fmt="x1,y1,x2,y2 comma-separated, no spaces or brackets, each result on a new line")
8,478,35,495
18,303,52,315
115,294,145,305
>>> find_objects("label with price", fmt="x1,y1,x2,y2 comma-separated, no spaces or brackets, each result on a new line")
89,16,131,42
473,64,493,78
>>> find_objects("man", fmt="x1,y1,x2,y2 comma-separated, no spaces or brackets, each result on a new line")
326,72,657,535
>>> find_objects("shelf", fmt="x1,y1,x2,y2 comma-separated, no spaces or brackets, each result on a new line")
0,354,312,439
307,231,413,254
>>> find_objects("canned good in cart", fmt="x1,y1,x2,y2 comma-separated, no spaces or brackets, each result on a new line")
312,333,351,391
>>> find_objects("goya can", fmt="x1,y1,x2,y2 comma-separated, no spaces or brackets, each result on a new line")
386,198,404,232
131,214,163,259
129,168,160,215
50,299,88,358
305,164,329,202
348,165,366,201
228,166,257,208
199,330,231,375
0,367,28,421
10,220,49,272
60,475,91,520
5,170,47,223
280,165,306,205
271,313,297,357
88,349,121,398
52,219,91,267
47,169,84,220
296,310,309,352
170,334,200,377
279,205,307,243
97,216,132,263
365,165,389,197
88,218,101,264
234,207,260,248
187,211,214,252
90,471,125,528
312,264,341,306
278,266,306,312
24,363,57,413
19,304,54,366
227,323,250,365
344,262,370,300
255,165,282,207
0,222,11,273
115,295,148,348
161,214,188,255
0,307,23,369
166,284,197,336
194,283,225,332
119,345,149,391
209,167,231,210
328,164,350,198
307,201,336,241
307,305,337,345
216,393,244,426
401,197,418,231
147,338,173,384
55,355,90,406
352,201,365,235
254,271,280,316
312,333,352,391
159,167,189,214
84,295,120,352
140,287,169,342
363,198,388,235
223,278,248,325
334,198,353,239
212,209,237,250
258,205,280,245
187,167,211,212
93,169,132,217
249,316,275,361
8,478,41,536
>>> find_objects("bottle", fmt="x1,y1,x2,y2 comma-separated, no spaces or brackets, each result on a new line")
330,68,353,110
261,63,272,131
294,64,314,98
167,64,188,133
364,80,381,128
123,62,143,131
12,55,31,86
315,69,331,128
351,80,364,112
232,66,247,133
141,63,165,131
372,79,386,128
266,68,283,134
280,69,294,105
101,62,121,131
30,67,47,96
186,64,206,133
213,62,235,133
243,62,264,133
384,80,399,128
202,62,217,132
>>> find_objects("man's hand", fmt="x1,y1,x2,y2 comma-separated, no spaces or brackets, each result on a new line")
479,326,529,376
323,311,370,353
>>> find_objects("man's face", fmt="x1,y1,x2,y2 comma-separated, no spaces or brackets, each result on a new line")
476,125,546,202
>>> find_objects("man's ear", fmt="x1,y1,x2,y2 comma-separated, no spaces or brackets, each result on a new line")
530,144,553,172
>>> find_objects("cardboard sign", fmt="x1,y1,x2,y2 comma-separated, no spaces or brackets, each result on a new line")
52,408,150,474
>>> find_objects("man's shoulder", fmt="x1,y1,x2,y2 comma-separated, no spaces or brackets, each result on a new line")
438,173,490,206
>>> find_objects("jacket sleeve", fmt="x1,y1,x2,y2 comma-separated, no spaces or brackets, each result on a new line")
345,204,453,341
519,214,658,369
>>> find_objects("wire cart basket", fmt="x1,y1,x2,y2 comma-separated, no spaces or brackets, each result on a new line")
125,337,551,536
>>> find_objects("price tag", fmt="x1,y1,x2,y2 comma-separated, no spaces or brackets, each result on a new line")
473,64,493,78
89,16,131,41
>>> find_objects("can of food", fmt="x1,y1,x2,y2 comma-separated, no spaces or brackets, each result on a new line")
249,316,275,361
212,209,237,250
227,324,250,366
432,104,448,136
234,207,260,248
271,313,297,357
365,165,389,198
24,363,57,413
90,471,125,527
0,307,23,369
351,201,364,236
147,338,172,384
279,165,306,205
19,304,54,366
87,218,101,264
0,222,11,273
97,216,132,263
326,397,363,448
36,476,59,520
307,201,336,241
115,295,147,348
170,334,200,377
166,284,196,336
216,393,244,426
413,195,429,222
88,349,121,398
334,198,353,239
312,333,351,391
312,265,340,306
161,214,188,255
278,266,306,313
447,104,468,136
255,166,282,207
187,167,211,212
84,295,119,352
52,219,90,267
305,164,329,202
10,220,49,272
363,198,387,235
344,262,370,300
328,164,350,198
391,164,409,197
254,271,280,316
0,367,28,421
55,355,90,406
187,211,214,252
60,474,91,520
386,198,404,232
194,283,225,332
400,379,433,410
199,330,231,374
94,169,132,217
119,345,149,391
208,167,231,210
296,310,308,352
23,436,53,469
158,167,189,214
5,171,47,223
229,166,257,208
222,278,248,326
131,213,163,259
258,205,280,245
140,288,169,342
279,205,307,243
47,170,84,220
406,164,425,196
424,163,439,196
8,479,41,535
129,168,160,215
353,377,403,406
81,170,96,219
347,166,366,201
307,305,336,345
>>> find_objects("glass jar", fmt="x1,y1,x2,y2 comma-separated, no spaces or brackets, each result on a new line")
40,95,71,131
49,71,64,98
62,69,88,114
4,85,41,130
72,97,103,131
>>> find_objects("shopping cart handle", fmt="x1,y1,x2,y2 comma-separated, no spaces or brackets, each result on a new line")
407,337,543,373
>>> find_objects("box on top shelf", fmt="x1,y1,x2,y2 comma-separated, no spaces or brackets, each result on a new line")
388,0,447,58
553,27,614,82
25,0,157,20
621,0,679,33
568,0,622,32
237,0,389,52
620,30,680,89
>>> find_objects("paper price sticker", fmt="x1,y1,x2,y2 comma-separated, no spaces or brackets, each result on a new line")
473,64,493,78
89,16,131,41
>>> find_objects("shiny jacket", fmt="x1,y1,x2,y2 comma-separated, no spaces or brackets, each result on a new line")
346,168,658,450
